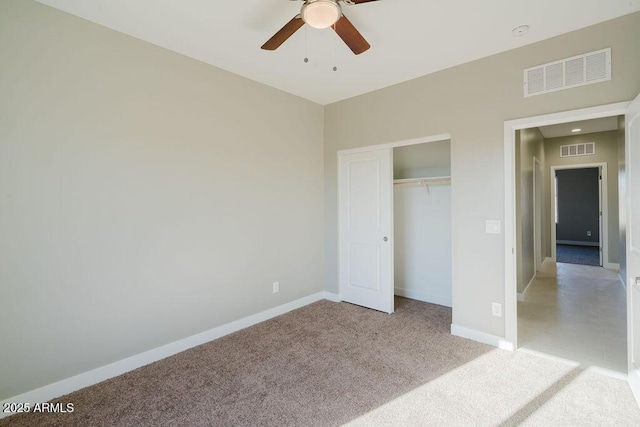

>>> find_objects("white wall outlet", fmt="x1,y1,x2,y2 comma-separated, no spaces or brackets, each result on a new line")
587,231,592,236
485,220,501,234
491,302,502,317
272,281,279,294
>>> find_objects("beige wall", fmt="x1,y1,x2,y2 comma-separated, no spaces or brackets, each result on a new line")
2,0,640,403
325,13,640,337
0,1,324,399
393,140,451,179
516,128,545,293
544,131,620,265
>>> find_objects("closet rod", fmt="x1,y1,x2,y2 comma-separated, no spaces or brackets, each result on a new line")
393,176,451,185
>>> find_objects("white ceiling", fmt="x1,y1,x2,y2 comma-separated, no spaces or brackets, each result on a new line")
538,116,620,139
35,0,640,105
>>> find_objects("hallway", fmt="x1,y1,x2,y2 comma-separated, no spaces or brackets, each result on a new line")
518,261,627,373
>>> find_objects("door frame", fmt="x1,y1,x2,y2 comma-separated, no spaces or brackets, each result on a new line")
625,94,640,404
550,163,608,268
533,156,543,271
503,101,630,348
337,133,452,304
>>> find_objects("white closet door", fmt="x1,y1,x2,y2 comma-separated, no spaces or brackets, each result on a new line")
338,148,393,314
394,183,452,307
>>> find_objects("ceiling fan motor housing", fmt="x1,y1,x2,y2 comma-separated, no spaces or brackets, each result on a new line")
301,0,342,29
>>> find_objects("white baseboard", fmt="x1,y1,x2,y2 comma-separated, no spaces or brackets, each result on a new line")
394,287,452,307
544,257,553,264
517,273,536,302
629,368,640,407
450,324,514,351
605,262,620,271
0,292,329,419
323,291,341,302
557,240,599,247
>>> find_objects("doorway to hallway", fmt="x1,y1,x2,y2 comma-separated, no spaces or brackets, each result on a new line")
553,166,603,267
511,113,626,374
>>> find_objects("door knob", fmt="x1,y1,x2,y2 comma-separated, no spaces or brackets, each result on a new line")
383,236,388,242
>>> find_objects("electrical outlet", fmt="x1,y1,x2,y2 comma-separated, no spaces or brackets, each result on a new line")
272,281,279,294
492,302,502,317
587,231,592,237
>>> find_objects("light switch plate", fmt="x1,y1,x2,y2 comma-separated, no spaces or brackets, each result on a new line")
485,220,501,234
492,302,502,317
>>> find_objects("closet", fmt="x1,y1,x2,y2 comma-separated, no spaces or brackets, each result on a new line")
393,140,452,307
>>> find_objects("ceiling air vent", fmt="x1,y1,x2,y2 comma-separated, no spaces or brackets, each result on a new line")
524,48,611,97
560,142,595,158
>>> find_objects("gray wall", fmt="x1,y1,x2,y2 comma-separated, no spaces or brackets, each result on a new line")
544,131,620,264
325,13,640,338
516,128,545,293
0,1,324,399
556,168,600,244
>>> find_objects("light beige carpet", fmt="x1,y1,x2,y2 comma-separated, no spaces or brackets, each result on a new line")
3,297,639,426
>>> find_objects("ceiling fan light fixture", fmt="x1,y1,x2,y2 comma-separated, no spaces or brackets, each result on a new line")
301,0,342,29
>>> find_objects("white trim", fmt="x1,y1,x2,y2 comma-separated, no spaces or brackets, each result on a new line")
504,102,629,130
394,287,452,307
517,273,536,302
451,324,514,351
338,133,451,155
533,156,543,272
0,292,329,419
504,101,630,349
550,163,608,267
504,122,518,349
630,368,640,407
626,95,640,387
605,262,620,271
323,291,342,302
544,257,553,264
556,240,599,247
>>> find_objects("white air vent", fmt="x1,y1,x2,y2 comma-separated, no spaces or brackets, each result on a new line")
560,142,595,158
524,48,611,97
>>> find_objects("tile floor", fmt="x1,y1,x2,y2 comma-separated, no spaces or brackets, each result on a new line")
518,261,627,373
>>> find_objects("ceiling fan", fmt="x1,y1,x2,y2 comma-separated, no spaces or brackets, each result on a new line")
261,0,380,55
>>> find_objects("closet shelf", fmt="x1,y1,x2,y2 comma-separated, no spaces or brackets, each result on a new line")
393,176,451,185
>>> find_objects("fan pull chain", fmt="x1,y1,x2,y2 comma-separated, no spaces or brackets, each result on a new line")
332,22,338,72
303,25,309,63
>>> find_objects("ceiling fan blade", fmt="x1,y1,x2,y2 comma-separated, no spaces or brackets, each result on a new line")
261,16,304,50
333,15,370,55
348,0,380,4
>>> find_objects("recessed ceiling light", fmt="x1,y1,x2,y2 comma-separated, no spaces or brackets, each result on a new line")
512,25,530,37
571,128,582,132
